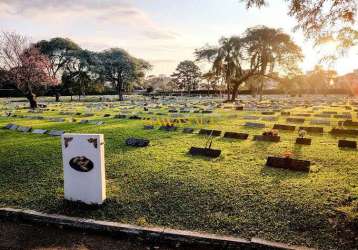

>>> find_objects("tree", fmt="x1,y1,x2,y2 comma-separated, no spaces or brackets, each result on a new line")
171,60,202,95
34,37,81,101
143,75,173,92
64,49,100,100
98,48,151,101
242,26,303,100
241,0,358,58
201,71,221,94
196,26,302,101
305,65,337,94
0,31,58,108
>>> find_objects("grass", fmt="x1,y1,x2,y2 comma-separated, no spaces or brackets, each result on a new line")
0,96,357,249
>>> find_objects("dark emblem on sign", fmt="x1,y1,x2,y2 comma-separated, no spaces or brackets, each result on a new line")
88,138,98,148
69,156,94,172
64,137,73,148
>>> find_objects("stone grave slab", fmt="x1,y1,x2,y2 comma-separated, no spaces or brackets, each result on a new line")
343,120,358,127
189,147,221,158
129,115,142,120
330,128,358,136
262,116,278,121
48,130,65,136
338,140,357,149
266,157,310,172
198,129,222,137
223,132,249,140
296,138,312,145
159,125,177,132
32,129,48,134
273,124,295,131
245,122,266,129
299,126,323,133
17,126,32,132
286,118,305,124
295,113,311,117
262,111,275,115
310,119,330,126
125,138,150,147
334,114,352,119
9,124,18,130
253,135,280,142
3,123,15,129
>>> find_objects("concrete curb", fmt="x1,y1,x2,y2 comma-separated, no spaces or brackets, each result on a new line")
0,208,315,250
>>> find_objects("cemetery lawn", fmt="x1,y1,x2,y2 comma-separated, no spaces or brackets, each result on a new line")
0,106,357,249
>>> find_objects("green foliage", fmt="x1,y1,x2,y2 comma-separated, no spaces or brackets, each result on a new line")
196,26,303,101
97,48,151,100
171,60,201,93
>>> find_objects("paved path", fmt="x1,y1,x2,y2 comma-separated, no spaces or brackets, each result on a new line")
0,221,180,250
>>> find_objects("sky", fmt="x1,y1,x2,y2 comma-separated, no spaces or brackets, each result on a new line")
0,0,357,76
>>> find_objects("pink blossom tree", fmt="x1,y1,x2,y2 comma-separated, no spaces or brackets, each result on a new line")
0,31,59,109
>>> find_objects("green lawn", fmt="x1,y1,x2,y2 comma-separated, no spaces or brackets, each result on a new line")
0,98,357,249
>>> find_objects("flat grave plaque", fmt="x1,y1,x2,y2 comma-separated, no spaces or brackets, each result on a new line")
223,132,249,140
273,124,295,131
338,140,357,149
266,156,310,172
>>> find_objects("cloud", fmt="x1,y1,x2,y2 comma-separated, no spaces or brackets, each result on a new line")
0,0,178,40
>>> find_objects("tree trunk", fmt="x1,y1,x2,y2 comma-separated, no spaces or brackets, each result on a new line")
259,82,264,101
55,92,60,102
231,83,240,102
118,82,124,101
26,93,37,109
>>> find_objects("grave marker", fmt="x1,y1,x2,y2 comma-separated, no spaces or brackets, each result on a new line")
48,130,65,136
61,134,106,205
299,126,323,133
223,132,249,140
125,138,150,147
32,129,48,134
245,122,266,128
273,124,295,131
266,157,310,172
198,129,222,137
17,126,32,132
253,135,280,142
286,118,305,124
338,140,357,149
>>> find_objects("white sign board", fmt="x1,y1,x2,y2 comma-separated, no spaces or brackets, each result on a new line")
61,134,106,204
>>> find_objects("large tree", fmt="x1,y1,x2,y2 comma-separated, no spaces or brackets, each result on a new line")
34,37,81,101
242,26,303,100
305,65,337,94
196,26,303,101
0,31,58,108
98,48,151,101
171,60,202,95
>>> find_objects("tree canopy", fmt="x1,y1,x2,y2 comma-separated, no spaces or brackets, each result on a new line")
171,60,202,94
0,31,58,108
97,48,151,100
196,26,303,101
